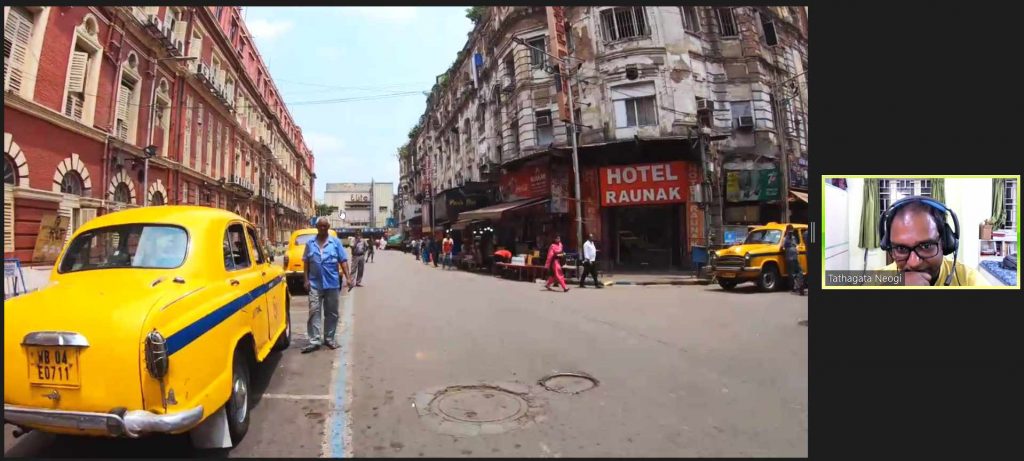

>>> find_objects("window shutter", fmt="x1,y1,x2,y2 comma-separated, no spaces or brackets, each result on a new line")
58,206,73,246
4,187,14,253
67,51,89,93
117,84,131,121
4,8,34,94
79,207,97,226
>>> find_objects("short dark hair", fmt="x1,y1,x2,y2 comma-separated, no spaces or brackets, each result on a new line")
893,201,946,234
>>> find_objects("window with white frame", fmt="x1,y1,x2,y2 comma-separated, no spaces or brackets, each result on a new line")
716,7,739,37
611,82,657,129
879,179,932,212
194,105,204,170
189,28,203,60
64,16,102,125
206,120,213,176
730,100,752,129
681,6,701,33
4,7,35,94
64,48,90,121
535,110,554,146
600,7,649,42
1003,179,1017,230
154,80,171,156
527,36,547,69
116,54,141,142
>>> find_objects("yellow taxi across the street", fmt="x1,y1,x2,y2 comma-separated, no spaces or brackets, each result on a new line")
709,222,808,291
3,206,290,448
283,228,338,295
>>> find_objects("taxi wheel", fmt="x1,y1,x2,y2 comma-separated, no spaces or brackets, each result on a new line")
718,280,738,290
226,349,252,445
758,265,781,291
273,296,292,351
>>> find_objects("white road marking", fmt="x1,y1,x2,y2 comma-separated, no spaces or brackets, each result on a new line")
262,393,331,401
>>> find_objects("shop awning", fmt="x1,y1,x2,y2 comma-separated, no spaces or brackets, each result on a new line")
789,190,809,203
456,197,549,222
451,219,483,231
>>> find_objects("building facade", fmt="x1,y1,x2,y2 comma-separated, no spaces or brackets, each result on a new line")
398,6,808,271
323,181,394,230
4,6,315,264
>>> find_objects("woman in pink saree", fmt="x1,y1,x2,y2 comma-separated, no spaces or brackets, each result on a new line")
545,235,569,292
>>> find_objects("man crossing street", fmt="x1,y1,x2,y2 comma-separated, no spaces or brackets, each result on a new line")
352,232,369,286
579,233,603,288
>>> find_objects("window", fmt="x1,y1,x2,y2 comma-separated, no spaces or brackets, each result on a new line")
115,61,140,142
61,171,85,196
230,20,239,41
681,6,701,33
760,11,779,46
194,106,204,170
612,83,657,129
4,7,34,94
879,179,932,211
696,97,713,128
600,7,649,42
1003,179,1017,230
244,225,266,264
731,101,752,128
224,224,252,270
527,36,547,69
4,155,16,185
189,28,202,59
716,8,738,37
113,183,131,203
181,181,188,203
64,49,89,120
58,225,187,273
151,191,165,205
535,110,554,145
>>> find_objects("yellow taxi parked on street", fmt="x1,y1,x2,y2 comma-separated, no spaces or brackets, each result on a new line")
283,227,338,294
3,206,290,448
709,222,808,291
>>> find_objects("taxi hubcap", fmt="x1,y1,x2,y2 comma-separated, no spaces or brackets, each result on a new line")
233,374,248,423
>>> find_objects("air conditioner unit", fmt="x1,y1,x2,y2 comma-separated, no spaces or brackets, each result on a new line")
536,115,551,126
175,39,185,55
147,15,162,28
735,116,755,128
196,62,207,77
697,99,715,112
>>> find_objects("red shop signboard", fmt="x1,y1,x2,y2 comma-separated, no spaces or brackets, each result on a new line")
599,161,689,207
500,162,550,201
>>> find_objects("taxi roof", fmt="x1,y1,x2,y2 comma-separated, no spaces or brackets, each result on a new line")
78,205,245,232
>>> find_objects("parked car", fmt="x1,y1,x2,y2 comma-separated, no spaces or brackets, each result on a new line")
709,222,808,291
3,206,290,448
283,228,338,295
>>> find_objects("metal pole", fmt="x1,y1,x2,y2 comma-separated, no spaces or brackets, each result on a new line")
774,82,791,223
565,72,583,254
143,157,149,206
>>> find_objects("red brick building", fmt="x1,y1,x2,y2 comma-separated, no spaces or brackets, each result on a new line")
4,6,315,264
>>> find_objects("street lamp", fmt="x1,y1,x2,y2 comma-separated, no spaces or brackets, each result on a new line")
142,145,158,206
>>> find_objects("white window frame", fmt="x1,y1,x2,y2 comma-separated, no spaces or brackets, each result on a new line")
535,109,554,146
611,82,658,129
154,80,171,156
1003,179,1017,231
4,7,48,100
680,6,701,33
116,53,142,144
600,6,650,43
879,179,933,212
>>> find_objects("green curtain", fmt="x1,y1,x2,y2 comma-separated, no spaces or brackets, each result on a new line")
991,179,1007,228
931,178,945,204
859,178,880,249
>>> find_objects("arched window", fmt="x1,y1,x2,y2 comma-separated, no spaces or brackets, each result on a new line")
150,191,165,205
114,182,131,203
3,155,16,185
61,171,85,195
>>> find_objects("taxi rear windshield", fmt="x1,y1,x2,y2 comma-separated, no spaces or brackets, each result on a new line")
744,229,782,245
58,225,188,273
295,234,317,246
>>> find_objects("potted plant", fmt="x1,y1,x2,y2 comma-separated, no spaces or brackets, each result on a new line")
980,219,994,240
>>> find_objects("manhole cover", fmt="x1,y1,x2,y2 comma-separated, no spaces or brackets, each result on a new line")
436,387,527,423
539,372,598,394
413,382,545,436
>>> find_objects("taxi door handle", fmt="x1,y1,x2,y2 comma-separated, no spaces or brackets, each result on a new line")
261,271,266,276
230,279,240,286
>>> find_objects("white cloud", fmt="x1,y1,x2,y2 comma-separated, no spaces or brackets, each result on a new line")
246,18,294,40
339,7,419,25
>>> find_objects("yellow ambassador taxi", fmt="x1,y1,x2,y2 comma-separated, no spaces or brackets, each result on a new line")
3,206,290,448
709,222,808,291
282,228,337,294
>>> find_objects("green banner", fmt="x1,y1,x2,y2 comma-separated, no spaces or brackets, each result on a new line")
726,168,780,202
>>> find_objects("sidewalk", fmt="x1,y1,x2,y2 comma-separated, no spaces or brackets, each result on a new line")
599,271,711,286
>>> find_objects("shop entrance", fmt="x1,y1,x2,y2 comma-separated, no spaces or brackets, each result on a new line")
609,205,681,270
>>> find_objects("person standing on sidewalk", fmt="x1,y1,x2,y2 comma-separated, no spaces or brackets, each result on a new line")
545,235,569,292
352,232,369,286
302,217,354,354
784,225,806,296
441,234,454,270
412,238,421,260
579,233,603,288
367,235,376,263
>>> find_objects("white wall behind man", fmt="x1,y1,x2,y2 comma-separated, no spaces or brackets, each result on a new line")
942,178,992,270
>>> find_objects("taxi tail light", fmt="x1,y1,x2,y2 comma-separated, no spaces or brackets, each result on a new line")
145,330,169,379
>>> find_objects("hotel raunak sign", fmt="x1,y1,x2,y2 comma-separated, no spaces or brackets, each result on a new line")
599,161,690,207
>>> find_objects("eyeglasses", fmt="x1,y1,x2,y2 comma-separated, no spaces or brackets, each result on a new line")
890,241,940,261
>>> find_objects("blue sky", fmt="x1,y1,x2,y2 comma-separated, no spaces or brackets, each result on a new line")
242,7,473,201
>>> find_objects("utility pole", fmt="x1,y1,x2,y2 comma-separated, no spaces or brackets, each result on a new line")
773,80,791,223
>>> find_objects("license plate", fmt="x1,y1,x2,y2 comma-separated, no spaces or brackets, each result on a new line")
27,346,81,388
718,272,736,278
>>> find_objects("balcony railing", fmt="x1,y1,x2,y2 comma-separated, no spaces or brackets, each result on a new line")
227,175,255,194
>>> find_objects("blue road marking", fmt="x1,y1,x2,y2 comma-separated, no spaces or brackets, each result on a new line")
329,288,355,457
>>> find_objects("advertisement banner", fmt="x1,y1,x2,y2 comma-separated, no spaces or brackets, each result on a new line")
599,161,689,207
32,214,70,263
550,164,569,214
581,167,602,239
686,166,704,251
725,168,781,202
500,160,549,201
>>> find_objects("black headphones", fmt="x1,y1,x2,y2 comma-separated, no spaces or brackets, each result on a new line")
878,195,961,285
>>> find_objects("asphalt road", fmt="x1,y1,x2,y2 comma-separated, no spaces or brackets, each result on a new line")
5,249,808,457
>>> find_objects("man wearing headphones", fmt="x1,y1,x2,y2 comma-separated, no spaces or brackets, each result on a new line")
879,196,987,286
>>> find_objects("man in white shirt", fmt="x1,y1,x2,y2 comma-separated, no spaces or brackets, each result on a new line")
579,233,603,288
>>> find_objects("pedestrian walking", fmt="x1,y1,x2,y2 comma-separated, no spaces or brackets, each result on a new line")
430,235,440,268
412,238,420,260
352,232,369,286
302,217,354,354
367,236,376,263
579,233,603,288
545,235,569,292
784,225,806,296
441,234,454,270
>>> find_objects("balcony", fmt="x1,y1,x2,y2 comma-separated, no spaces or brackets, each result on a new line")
226,174,255,197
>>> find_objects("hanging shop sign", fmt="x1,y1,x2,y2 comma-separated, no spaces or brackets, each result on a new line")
599,161,690,207
550,163,570,214
580,167,602,238
725,167,781,202
500,160,550,201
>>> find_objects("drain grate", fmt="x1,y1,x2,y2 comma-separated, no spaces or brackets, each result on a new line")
539,372,598,394
413,382,545,436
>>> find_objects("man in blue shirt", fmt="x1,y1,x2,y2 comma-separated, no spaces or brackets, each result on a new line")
302,217,354,353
